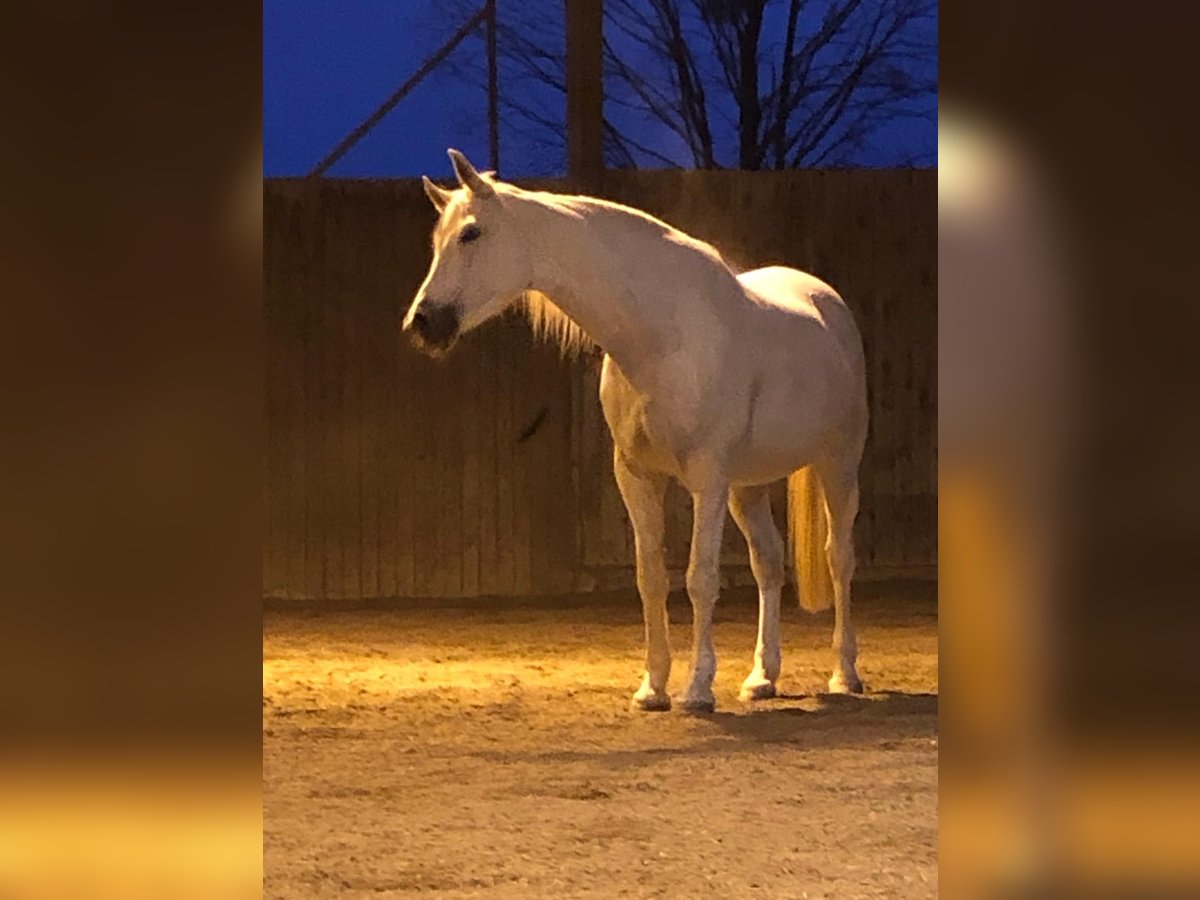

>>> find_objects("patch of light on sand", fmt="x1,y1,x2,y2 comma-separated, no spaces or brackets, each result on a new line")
263,655,636,697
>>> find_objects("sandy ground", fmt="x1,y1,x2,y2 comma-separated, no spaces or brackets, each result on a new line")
264,581,937,899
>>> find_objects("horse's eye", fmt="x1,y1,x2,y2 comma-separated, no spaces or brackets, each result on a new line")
459,224,481,244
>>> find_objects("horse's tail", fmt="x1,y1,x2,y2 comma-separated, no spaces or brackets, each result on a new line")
788,466,835,612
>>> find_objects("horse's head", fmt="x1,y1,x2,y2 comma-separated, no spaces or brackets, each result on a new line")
404,149,531,356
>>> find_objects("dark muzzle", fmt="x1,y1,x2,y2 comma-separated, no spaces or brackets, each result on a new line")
407,303,461,354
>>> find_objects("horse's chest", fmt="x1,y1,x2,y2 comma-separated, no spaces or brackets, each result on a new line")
599,357,702,478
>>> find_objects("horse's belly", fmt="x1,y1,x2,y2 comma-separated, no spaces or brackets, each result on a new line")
725,388,845,484
726,437,824,486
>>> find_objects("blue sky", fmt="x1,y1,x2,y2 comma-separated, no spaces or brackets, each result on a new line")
264,1,937,178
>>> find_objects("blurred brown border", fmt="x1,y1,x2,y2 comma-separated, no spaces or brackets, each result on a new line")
0,1,262,753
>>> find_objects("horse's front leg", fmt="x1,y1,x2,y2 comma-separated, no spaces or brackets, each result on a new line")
613,450,672,711
680,479,729,713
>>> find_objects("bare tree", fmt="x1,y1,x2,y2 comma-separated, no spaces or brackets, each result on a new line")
435,0,936,170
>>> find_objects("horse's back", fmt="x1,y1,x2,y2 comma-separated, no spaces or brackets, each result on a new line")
737,266,839,313
736,265,864,370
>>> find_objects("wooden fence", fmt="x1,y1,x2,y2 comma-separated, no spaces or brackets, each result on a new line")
264,169,935,599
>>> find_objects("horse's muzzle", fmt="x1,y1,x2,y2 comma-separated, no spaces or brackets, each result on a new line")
406,302,461,355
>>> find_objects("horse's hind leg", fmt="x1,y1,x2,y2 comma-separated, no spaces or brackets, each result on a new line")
728,484,785,701
614,450,672,711
815,456,864,694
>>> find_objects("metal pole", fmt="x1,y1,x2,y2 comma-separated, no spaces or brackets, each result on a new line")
486,0,500,174
308,6,489,178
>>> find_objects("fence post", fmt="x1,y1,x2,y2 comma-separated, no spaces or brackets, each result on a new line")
486,0,500,174
566,0,603,188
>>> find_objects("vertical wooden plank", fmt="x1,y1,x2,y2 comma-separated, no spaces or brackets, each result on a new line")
337,187,363,599
361,189,390,599
875,171,901,569
510,341,535,594
896,168,919,569
569,357,586,589
262,194,280,598
880,169,905,568
303,183,327,599
374,189,399,600
262,190,283,598
520,343,544,594
394,190,418,596
854,172,879,570
850,170,875,568
496,319,518,593
395,340,418,597
428,335,449,597
288,201,311,598
575,357,602,569
347,188,366,599
407,354,429,597
890,169,913,569
442,340,467,597
317,185,338,598
553,355,578,591
459,324,481,597
910,168,938,569
918,169,939,568
321,185,341,599
475,326,499,594
410,346,438,597
325,186,349,598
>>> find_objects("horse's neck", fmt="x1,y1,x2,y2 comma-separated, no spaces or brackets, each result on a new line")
523,195,729,388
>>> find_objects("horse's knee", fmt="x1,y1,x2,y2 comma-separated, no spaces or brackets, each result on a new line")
685,564,719,609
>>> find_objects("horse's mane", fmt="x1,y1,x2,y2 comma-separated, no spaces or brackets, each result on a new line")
511,186,743,357
520,289,597,357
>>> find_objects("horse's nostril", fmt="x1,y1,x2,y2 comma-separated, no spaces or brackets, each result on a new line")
411,311,429,331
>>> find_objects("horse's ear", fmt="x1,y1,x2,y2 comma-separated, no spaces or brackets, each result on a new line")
448,148,495,198
422,175,452,212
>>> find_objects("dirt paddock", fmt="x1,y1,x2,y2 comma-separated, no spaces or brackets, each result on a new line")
264,581,937,898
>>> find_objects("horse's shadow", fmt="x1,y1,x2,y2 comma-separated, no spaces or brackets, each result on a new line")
701,689,938,748
468,690,937,768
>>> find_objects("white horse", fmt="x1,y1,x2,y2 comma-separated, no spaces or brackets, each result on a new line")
405,149,867,712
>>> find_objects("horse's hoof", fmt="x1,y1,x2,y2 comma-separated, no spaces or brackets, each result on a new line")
738,676,777,702
678,695,716,714
828,671,864,694
631,689,671,712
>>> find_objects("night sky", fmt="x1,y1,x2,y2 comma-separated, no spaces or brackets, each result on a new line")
264,1,937,179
